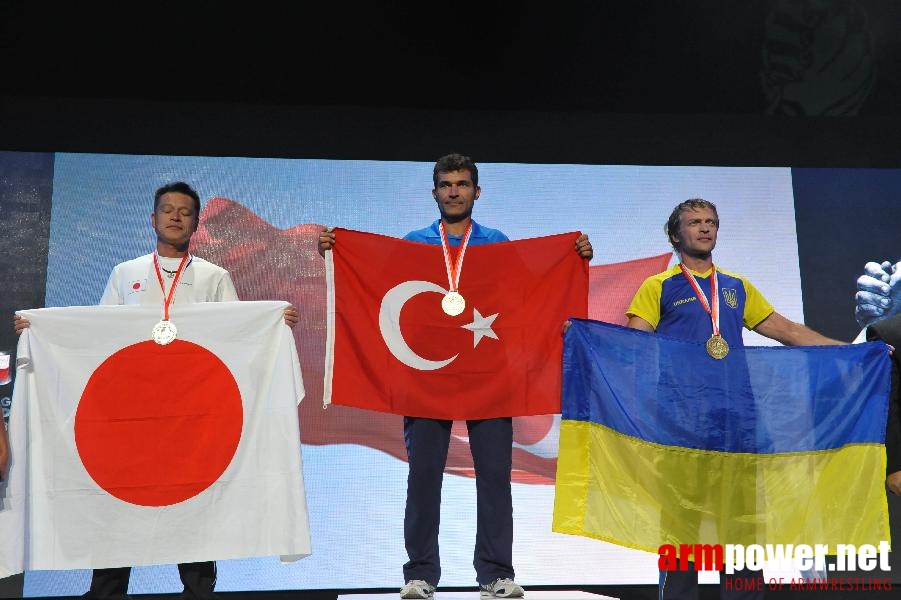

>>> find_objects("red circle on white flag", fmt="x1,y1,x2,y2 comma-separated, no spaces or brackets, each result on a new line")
75,340,243,506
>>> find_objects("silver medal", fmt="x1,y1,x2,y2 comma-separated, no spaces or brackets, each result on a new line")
151,320,178,345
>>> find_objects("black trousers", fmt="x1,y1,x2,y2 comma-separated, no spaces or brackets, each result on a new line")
659,565,764,600
85,562,217,600
657,429,764,600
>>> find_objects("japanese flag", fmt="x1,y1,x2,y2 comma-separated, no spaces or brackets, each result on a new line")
0,301,310,576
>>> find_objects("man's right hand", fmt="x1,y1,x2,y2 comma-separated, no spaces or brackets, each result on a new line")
855,260,901,328
13,315,29,335
317,227,335,257
0,441,8,483
888,471,901,496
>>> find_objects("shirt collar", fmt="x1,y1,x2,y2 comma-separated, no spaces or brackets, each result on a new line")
427,219,486,239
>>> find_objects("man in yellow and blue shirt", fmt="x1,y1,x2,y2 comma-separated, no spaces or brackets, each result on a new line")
627,198,842,600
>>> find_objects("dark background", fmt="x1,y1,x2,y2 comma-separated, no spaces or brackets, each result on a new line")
2,1,901,599
5,0,901,164
3,1,901,116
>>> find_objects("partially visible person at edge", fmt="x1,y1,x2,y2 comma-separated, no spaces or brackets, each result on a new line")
860,318,901,497
856,259,901,329
0,408,8,482
853,259,901,496
14,181,299,600
318,153,593,599
625,198,843,600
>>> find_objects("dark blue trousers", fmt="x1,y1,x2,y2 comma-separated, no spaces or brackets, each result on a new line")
402,416,514,587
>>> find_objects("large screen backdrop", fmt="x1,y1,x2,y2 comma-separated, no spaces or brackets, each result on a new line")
1,151,895,595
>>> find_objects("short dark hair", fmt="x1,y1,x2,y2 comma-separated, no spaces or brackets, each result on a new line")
432,153,478,188
154,181,201,215
665,198,719,250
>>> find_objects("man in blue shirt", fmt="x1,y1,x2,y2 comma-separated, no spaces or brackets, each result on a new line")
319,153,592,599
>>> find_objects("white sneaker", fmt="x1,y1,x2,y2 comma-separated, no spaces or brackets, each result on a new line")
400,579,436,599
480,578,524,598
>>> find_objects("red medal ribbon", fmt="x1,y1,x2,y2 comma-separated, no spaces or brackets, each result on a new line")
152,252,191,321
678,263,721,337
439,221,473,293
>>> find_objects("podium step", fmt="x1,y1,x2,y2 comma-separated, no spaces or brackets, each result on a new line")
339,592,617,600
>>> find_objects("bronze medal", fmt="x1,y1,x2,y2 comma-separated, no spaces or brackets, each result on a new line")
679,264,729,360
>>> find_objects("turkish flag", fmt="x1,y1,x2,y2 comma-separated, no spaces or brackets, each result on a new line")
191,199,670,483
325,228,588,420
588,252,672,324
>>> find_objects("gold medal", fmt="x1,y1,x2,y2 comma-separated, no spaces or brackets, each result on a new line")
438,222,472,318
441,291,466,316
706,334,729,359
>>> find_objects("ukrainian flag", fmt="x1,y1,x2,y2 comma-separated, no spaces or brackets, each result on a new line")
553,319,891,552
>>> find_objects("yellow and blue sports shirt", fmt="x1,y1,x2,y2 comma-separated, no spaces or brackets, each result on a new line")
626,264,774,347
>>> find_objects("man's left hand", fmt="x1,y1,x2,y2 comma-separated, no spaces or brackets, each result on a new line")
575,234,593,260
284,305,299,328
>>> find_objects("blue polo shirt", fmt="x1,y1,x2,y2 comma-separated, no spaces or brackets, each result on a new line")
404,219,509,247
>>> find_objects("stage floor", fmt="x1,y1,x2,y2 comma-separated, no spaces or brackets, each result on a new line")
339,592,617,600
